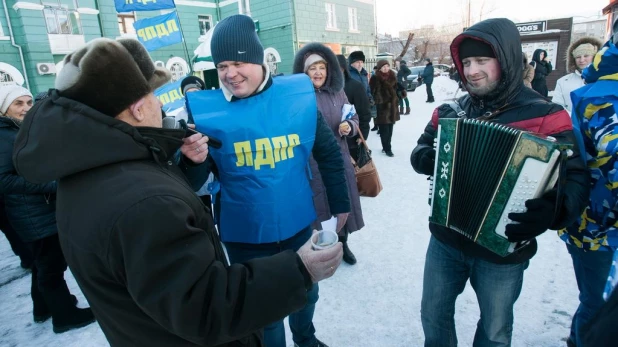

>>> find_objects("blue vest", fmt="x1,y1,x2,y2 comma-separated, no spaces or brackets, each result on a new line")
187,74,317,243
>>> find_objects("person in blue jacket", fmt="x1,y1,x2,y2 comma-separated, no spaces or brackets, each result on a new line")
420,58,435,103
186,15,350,347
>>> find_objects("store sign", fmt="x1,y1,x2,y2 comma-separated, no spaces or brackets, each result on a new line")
516,21,546,34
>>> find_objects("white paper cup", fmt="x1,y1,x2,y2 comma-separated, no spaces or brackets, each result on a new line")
311,230,339,250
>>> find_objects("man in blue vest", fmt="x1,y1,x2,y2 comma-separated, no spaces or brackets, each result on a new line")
187,15,351,347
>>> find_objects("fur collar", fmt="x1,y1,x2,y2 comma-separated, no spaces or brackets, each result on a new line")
292,42,344,93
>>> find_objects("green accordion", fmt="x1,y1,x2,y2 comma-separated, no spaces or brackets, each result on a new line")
429,118,572,257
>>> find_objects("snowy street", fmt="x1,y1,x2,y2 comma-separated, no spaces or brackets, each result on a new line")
0,77,579,347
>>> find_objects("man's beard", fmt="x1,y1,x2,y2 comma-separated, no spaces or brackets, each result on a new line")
466,79,500,97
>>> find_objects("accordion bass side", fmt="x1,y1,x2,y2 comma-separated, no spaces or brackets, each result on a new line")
428,118,572,257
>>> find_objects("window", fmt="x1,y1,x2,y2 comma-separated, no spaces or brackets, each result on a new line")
198,15,212,36
348,7,358,32
167,57,189,82
43,7,82,34
0,71,15,85
573,24,586,33
325,3,337,29
118,14,136,35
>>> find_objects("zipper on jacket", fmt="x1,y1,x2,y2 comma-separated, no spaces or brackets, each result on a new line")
44,193,50,204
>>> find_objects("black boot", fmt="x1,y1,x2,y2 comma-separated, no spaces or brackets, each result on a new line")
338,233,357,265
399,106,404,115
405,107,410,115
41,282,95,333
371,125,378,131
385,150,394,157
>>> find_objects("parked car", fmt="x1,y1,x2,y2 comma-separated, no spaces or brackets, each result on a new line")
405,66,426,91
433,64,451,76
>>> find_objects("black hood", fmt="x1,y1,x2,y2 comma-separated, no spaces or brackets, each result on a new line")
292,42,344,93
532,49,548,63
451,18,524,109
13,90,185,184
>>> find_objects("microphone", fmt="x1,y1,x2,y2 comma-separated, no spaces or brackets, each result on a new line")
162,116,222,149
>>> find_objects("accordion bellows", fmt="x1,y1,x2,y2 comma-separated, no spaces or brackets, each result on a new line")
429,118,571,256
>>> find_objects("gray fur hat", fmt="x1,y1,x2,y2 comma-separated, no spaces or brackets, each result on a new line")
55,38,171,117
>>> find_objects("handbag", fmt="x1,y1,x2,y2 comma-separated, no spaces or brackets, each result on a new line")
351,125,382,197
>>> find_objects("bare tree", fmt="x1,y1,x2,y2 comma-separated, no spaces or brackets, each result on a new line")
395,33,415,62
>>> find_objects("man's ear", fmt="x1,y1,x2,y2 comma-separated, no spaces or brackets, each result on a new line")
129,98,146,123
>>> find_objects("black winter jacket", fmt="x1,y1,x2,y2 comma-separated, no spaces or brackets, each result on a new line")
0,116,57,242
13,90,313,347
410,18,589,264
344,74,372,158
397,64,411,84
531,49,553,97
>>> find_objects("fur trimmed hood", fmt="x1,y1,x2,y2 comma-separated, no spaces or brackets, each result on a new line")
566,37,604,73
292,43,344,93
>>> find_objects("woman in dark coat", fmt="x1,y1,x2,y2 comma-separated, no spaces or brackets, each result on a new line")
530,48,553,97
0,85,94,333
293,43,365,265
336,54,372,162
369,59,400,157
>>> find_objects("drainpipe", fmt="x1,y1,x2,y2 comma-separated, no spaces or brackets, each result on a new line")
89,0,106,37
214,0,221,21
290,0,299,52
3,0,30,90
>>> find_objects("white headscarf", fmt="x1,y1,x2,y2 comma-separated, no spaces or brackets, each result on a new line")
0,85,32,115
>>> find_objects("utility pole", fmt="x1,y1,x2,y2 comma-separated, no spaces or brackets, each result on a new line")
467,0,471,28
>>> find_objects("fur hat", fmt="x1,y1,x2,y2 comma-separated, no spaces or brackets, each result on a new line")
181,76,205,95
376,59,390,70
566,37,603,72
211,14,264,66
0,85,32,115
348,51,365,64
55,38,171,117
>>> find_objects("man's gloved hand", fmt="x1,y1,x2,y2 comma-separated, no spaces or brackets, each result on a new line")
505,191,558,242
297,231,343,283
420,149,436,175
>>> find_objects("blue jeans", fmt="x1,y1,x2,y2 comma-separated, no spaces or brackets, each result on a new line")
566,243,614,346
421,236,528,347
225,227,319,347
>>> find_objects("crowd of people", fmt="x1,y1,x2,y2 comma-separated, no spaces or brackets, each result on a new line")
1,12,618,347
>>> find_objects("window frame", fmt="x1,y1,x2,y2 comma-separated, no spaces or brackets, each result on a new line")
325,3,337,30
198,14,213,36
348,7,358,32
42,5,82,35
118,13,137,35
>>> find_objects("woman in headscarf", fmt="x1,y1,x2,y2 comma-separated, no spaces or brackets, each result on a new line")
293,43,365,265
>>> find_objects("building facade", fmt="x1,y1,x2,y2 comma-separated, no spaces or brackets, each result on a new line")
572,18,607,42
1,0,376,94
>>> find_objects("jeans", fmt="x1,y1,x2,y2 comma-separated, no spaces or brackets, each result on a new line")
426,83,434,101
421,236,528,347
378,124,394,152
566,243,614,346
225,227,319,347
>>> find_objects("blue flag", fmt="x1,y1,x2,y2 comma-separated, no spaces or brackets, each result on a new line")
154,79,184,112
133,11,183,52
115,0,176,12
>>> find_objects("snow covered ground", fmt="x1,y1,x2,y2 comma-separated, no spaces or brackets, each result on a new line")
0,77,578,347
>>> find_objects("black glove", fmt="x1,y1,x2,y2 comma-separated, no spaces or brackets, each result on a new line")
419,149,436,175
505,191,557,242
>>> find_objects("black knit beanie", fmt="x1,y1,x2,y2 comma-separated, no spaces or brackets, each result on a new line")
459,38,495,60
211,15,264,66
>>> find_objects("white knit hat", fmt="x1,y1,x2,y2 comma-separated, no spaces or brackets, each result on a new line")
0,85,32,115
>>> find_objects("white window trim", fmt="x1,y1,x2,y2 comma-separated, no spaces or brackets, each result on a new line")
325,3,337,30
238,0,251,16
348,7,359,33
166,57,189,82
198,14,213,36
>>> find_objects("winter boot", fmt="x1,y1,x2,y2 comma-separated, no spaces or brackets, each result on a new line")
32,268,78,323
405,106,410,115
338,233,357,265
41,282,95,333
399,106,404,115
385,150,394,157
295,339,329,347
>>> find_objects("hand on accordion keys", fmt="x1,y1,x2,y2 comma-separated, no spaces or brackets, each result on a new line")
505,190,558,242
